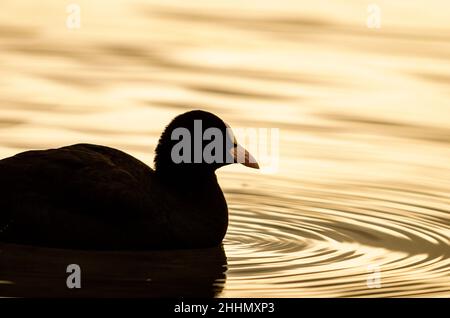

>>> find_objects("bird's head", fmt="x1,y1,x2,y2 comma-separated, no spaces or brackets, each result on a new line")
154,110,259,178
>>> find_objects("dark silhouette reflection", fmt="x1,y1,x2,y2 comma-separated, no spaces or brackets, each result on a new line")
0,243,227,297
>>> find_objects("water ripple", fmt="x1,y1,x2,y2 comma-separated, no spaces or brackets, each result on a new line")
221,177,450,297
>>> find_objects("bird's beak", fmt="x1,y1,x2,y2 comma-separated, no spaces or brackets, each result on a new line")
230,144,260,169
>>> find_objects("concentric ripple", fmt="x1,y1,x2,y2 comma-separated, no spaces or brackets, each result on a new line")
220,175,450,297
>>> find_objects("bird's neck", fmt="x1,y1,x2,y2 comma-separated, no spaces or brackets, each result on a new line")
155,168,220,194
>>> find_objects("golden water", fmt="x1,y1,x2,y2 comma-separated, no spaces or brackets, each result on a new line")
0,0,449,297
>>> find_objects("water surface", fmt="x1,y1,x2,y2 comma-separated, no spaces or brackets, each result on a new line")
0,0,449,297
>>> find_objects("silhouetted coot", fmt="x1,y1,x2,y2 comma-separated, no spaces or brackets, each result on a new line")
0,110,259,250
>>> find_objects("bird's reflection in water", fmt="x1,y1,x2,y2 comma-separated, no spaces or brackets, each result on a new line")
0,243,227,297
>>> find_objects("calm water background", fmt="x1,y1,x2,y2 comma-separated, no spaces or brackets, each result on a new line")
0,0,449,297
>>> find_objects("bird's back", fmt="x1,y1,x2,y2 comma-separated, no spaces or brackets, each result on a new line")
0,144,171,249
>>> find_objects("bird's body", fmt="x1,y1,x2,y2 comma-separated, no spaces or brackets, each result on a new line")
0,144,228,249
0,111,257,250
